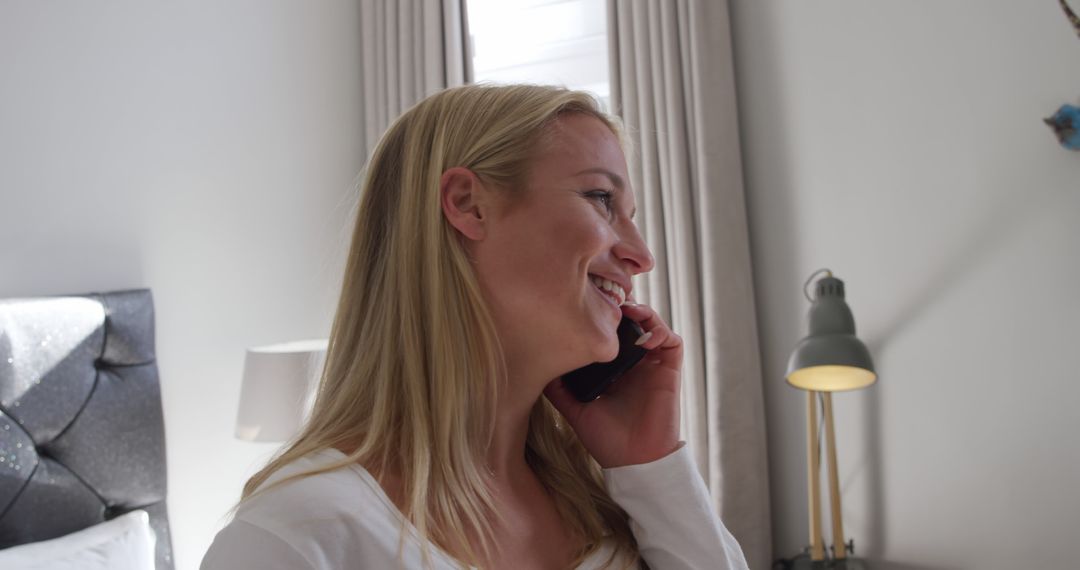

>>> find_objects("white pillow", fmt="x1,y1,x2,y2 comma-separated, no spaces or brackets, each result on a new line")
0,509,156,570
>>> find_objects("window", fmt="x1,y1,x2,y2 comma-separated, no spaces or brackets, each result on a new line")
467,0,611,110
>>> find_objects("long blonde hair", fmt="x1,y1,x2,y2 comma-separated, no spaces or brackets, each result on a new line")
242,84,638,568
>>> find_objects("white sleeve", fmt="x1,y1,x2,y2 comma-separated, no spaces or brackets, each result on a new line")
200,519,317,570
603,444,749,570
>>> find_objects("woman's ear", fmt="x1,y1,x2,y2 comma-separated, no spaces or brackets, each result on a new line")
440,166,489,241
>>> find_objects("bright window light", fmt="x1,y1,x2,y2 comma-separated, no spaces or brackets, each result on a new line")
467,0,610,109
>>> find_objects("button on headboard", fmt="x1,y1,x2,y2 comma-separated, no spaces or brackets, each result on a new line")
0,289,173,569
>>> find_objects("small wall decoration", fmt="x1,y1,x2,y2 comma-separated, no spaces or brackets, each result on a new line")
1045,0,1080,150
1045,104,1080,150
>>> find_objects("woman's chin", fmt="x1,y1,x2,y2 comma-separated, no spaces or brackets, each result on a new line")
568,314,620,366
564,337,618,372
591,337,620,363
564,348,616,376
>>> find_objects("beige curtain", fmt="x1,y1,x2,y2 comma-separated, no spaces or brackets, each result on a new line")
359,0,470,157
608,1,772,567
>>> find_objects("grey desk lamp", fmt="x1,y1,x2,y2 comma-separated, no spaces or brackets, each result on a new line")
786,269,876,567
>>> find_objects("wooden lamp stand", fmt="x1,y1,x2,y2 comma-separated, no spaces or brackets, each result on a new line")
807,391,846,562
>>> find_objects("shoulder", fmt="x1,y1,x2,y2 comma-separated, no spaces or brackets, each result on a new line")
239,450,390,526
201,519,316,570
203,450,407,569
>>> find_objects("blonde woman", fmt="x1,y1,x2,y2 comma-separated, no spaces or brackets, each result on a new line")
202,84,748,570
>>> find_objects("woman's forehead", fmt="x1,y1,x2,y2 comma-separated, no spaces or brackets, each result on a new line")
533,114,626,172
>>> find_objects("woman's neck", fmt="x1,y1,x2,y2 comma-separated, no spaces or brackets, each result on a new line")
486,351,558,480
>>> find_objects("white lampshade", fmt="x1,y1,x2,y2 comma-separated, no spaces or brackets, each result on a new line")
235,339,327,442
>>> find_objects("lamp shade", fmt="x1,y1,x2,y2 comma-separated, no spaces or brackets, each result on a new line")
786,275,876,392
235,339,327,442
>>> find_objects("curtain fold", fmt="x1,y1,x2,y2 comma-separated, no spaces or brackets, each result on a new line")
359,0,469,159
608,1,772,568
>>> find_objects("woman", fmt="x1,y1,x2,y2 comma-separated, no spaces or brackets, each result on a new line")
202,84,748,569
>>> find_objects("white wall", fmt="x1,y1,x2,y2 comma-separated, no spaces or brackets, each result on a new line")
730,1,1080,568
0,3,362,569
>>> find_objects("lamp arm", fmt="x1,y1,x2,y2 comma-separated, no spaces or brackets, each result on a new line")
807,391,826,561
822,392,846,560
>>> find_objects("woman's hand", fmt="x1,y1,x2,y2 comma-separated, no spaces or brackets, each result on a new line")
543,300,683,468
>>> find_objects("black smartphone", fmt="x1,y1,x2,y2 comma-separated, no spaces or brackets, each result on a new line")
562,316,649,402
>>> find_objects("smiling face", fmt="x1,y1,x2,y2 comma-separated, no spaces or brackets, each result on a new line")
469,113,654,377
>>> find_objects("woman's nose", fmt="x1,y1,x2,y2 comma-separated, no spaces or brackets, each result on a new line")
614,224,655,275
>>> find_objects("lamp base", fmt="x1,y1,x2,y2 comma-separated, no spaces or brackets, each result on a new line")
790,558,869,570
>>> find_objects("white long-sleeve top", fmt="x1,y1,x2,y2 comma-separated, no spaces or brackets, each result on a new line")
201,445,748,569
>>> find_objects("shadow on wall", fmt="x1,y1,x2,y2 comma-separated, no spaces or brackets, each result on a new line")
857,168,1070,561
861,182,1066,361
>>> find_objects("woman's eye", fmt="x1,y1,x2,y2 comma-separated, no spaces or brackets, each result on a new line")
586,190,615,213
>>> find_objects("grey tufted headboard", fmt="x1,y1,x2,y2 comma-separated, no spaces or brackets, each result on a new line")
0,289,173,569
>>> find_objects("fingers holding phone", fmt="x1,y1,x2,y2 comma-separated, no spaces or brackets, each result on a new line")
544,299,684,467
620,301,683,369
